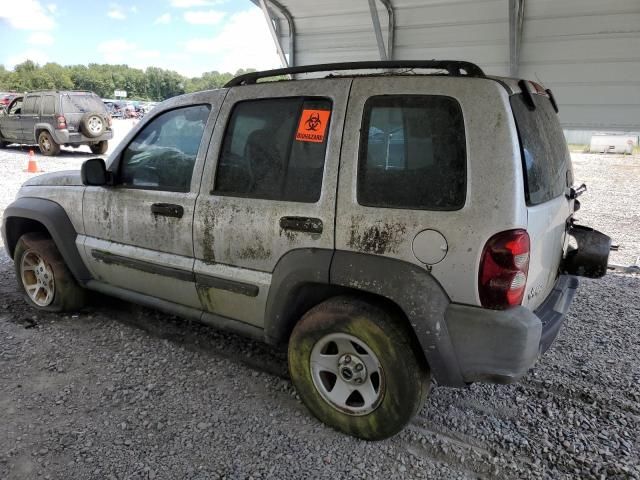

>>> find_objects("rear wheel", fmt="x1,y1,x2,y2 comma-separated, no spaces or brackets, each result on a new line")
90,141,108,154
38,131,60,156
288,296,431,440
14,233,86,312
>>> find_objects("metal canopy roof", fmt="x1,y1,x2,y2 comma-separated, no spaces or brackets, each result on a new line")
255,0,640,131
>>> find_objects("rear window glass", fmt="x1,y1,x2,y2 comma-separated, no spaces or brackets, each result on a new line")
61,94,106,114
511,93,571,205
358,95,466,210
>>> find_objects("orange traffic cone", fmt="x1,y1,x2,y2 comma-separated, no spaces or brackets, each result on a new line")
25,149,40,173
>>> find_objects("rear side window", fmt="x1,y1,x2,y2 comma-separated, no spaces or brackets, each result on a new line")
22,96,37,114
214,97,331,203
511,94,571,205
358,95,466,210
62,94,106,114
42,96,56,115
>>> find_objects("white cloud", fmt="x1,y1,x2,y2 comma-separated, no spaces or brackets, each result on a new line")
46,3,57,14
97,39,160,67
107,4,126,20
5,49,49,69
154,13,171,24
170,0,225,8
183,9,282,73
0,0,55,30
98,39,136,63
27,32,54,45
183,9,225,25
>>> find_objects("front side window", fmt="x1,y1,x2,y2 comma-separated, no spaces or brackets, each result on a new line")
358,95,466,210
119,105,210,192
214,97,332,203
8,98,22,115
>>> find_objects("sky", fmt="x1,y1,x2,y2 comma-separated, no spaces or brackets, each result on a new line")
0,0,283,77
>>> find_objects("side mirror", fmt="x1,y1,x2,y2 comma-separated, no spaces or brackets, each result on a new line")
81,158,110,186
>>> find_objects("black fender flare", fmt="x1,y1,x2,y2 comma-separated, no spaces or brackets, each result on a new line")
2,197,92,284
264,248,465,387
330,251,465,387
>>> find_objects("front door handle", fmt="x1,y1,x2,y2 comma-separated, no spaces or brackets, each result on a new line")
151,203,184,218
279,216,323,234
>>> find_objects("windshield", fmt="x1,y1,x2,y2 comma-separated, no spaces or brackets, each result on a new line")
61,93,106,114
510,93,572,205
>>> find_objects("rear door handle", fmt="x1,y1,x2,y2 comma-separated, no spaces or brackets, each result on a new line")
279,216,323,234
151,203,184,218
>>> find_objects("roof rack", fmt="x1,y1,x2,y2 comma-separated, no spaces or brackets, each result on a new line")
224,60,485,87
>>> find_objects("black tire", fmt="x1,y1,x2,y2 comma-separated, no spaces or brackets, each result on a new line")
288,296,431,440
38,130,61,156
90,141,108,154
80,113,105,138
13,232,86,312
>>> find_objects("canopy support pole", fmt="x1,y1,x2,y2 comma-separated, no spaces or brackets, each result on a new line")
509,0,525,77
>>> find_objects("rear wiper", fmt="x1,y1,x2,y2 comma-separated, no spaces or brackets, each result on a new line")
567,183,587,200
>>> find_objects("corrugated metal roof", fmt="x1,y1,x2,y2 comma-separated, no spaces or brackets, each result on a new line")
259,0,640,130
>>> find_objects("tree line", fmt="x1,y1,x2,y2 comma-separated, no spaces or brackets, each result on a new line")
0,60,256,101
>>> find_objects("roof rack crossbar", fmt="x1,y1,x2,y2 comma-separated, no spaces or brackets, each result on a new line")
224,60,485,87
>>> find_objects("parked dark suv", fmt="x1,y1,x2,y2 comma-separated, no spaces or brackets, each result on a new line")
0,90,113,155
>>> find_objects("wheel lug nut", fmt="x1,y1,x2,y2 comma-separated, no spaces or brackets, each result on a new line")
355,364,363,371
344,355,351,363
355,378,363,384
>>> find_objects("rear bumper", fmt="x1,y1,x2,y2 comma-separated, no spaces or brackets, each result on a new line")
52,129,113,145
444,275,578,384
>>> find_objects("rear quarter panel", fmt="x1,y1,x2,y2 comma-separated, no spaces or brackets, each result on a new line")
336,77,528,306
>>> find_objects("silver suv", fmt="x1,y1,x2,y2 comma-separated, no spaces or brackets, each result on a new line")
1,61,611,440
0,90,113,155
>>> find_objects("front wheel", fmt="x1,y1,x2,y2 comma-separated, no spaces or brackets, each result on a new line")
14,233,86,312
90,141,108,154
288,296,431,440
38,131,60,156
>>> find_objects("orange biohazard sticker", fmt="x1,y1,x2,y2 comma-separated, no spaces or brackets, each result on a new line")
295,109,331,143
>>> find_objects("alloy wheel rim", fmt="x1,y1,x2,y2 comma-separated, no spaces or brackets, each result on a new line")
40,135,51,151
310,332,385,416
20,250,55,307
88,116,103,133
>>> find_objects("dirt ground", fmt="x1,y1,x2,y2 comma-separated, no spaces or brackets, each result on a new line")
0,145,638,479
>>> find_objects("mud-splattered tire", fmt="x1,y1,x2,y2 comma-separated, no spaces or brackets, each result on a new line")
288,296,431,440
13,232,86,312
38,131,60,156
80,113,105,138
90,141,108,154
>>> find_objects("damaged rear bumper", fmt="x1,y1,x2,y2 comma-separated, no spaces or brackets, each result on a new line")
444,275,578,384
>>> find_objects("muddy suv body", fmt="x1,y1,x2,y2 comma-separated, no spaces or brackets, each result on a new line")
2,61,610,440
0,90,112,155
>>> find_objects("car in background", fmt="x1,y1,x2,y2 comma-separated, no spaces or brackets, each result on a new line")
0,92,19,107
0,90,113,155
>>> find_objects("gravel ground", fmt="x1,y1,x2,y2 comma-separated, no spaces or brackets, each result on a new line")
0,143,638,479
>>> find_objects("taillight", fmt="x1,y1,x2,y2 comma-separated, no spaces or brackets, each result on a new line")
55,114,67,129
479,229,530,310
